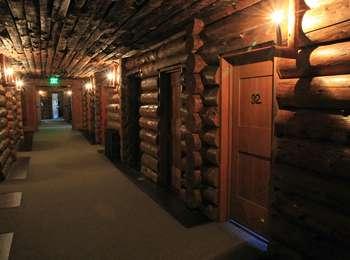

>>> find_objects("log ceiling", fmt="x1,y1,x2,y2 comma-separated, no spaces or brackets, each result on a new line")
0,0,225,78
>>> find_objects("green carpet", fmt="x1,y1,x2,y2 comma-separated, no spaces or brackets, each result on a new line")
0,122,249,260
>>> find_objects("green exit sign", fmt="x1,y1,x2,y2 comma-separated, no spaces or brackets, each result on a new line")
49,76,60,86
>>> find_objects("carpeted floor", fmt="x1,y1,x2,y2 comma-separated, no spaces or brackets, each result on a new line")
0,122,262,260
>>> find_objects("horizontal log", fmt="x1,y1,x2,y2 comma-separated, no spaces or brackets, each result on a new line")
270,210,350,259
0,147,11,167
141,165,158,183
202,107,220,127
109,94,120,104
0,108,7,117
272,163,350,215
0,95,6,106
202,129,220,147
275,110,350,144
180,124,188,139
0,139,9,152
172,167,183,191
187,95,203,113
141,77,158,92
0,118,7,128
187,18,204,35
186,170,202,187
205,148,220,165
278,42,350,78
141,153,158,173
184,73,204,95
107,104,120,113
301,0,350,44
180,107,188,119
276,138,350,180
139,105,159,118
185,133,201,151
107,121,120,130
185,113,202,133
139,129,158,144
201,66,220,85
180,140,187,152
277,75,350,110
203,87,219,106
125,37,186,71
140,141,159,158
273,190,350,242
186,189,202,209
187,151,202,169
107,112,120,122
186,35,204,53
140,92,158,105
203,204,218,221
139,117,159,131
187,54,207,73
202,167,219,187
202,187,219,205
129,54,188,78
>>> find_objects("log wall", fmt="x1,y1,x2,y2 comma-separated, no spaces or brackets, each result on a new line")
0,54,23,179
121,0,290,221
270,0,350,259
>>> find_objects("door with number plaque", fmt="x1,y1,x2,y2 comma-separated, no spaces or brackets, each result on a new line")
229,60,273,237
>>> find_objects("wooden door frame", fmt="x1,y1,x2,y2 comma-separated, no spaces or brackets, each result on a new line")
158,65,183,188
219,45,296,222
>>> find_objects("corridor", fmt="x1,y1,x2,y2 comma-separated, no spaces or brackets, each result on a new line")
0,123,251,260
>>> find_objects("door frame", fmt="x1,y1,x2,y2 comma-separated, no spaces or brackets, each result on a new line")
219,45,296,222
158,65,183,188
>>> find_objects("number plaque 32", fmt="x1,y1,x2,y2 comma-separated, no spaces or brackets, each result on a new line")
250,93,262,105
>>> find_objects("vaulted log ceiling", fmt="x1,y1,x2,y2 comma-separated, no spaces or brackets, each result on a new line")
0,0,231,78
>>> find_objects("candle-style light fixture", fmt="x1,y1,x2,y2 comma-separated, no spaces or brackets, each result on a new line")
84,82,93,91
15,79,24,91
4,67,14,76
271,10,284,45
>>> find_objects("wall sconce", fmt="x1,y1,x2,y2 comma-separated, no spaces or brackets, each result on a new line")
4,67,14,77
38,90,46,96
106,71,115,81
84,82,93,91
15,79,24,91
271,10,284,45
66,90,72,96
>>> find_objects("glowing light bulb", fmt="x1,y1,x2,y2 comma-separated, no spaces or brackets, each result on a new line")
15,79,24,90
38,90,46,96
107,72,115,81
271,10,284,25
84,82,93,90
4,67,14,76
66,90,72,96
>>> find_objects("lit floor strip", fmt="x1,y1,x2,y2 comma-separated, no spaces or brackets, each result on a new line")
0,192,22,209
0,233,13,260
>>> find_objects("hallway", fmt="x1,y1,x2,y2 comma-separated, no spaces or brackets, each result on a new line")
0,123,248,260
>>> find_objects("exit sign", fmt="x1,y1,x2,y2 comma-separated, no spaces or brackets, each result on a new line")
49,76,60,86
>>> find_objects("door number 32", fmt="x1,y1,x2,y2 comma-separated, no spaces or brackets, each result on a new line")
250,93,262,104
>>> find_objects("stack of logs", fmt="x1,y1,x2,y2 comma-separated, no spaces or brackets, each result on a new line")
124,33,188,181
139,77,159,183
0,78,22,179
184,19,220,220
271,0,350,259
106,78,121,131
94,77,102,144
82,88,88,131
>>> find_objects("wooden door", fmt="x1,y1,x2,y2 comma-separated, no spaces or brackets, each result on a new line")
230,61,273,236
